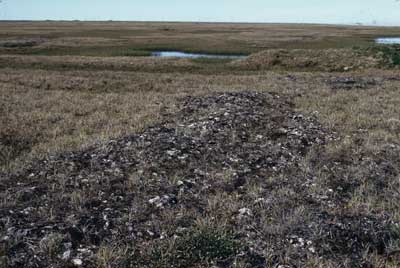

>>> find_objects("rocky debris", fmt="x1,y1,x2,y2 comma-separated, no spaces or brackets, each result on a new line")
387,75,400,81
238,208,252,219
327,76,383,90
0,91,398,267
72,258,83,266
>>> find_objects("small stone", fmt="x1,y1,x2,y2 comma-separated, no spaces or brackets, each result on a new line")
254,198,265,204
147,230,155,237
278,127,288,133
64,242,72,249
166,150,176,156
62,250,71,260
72,258,82,266
238,208,252,217
148,196,161,204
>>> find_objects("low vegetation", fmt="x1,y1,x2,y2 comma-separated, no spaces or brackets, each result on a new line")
232,47,396,71
371,45,400,66
1,22,400,268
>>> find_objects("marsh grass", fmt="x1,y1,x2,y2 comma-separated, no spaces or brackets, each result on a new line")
190,57,235,64
374,45,400,66
0,46,152,57
1,21,400,58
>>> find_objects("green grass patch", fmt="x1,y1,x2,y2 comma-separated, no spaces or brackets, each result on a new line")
389,224,400,250
130,42,252,56
369,45,400,66
109,48,151,57
130,228,241,268
0,46,151,57
0,44,248,58
190,57,235,64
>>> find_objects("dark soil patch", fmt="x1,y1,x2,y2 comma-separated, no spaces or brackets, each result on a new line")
327,76,383,90
0,39,45,48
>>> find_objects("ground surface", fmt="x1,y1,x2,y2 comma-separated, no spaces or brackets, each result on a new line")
1,22,400,268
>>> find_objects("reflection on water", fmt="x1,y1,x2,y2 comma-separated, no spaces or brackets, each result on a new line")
375,38,400,44
151,51,247,59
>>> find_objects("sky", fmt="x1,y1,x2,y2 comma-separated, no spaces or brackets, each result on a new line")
1,0,400,26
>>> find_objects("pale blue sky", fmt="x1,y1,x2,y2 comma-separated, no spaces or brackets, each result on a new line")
1,0,400,26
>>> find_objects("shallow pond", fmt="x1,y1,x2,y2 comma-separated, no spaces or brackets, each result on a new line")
151,51,247,59
375,38,400,44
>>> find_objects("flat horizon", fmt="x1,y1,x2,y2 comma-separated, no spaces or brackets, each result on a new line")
1,0,400,26
0,20,399,28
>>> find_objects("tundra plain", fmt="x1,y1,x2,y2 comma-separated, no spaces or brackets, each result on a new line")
1,22,400,268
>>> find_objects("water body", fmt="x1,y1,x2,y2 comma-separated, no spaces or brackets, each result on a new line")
375,38,400,44
151,51,247,59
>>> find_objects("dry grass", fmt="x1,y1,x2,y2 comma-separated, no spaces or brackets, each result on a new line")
0,71,170,169
0,66,316,170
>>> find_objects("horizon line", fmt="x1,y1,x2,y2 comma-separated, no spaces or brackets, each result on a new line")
0,20,399,28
